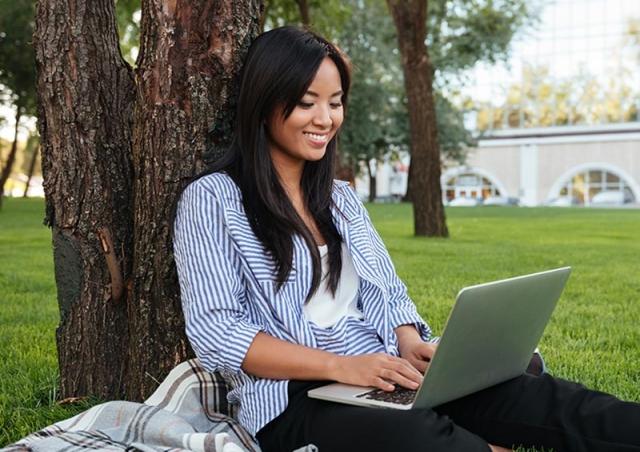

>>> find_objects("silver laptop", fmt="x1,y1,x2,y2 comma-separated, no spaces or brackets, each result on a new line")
308,267,571,409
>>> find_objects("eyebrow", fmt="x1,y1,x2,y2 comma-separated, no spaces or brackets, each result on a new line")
305,90,344,97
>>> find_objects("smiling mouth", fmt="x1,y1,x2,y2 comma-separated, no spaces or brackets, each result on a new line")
304,132,330,143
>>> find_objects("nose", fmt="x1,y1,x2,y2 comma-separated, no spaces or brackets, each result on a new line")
313,104,332,129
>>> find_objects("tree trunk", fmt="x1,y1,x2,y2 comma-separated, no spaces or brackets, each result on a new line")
0,108,22,208
23,143,39,198
127,0,263,400
367,159,377,203
35,0,263,401
386,0,448,237
34,0,135,399
295,0,311,27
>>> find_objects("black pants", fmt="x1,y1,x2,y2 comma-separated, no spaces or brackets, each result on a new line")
257,374,640,452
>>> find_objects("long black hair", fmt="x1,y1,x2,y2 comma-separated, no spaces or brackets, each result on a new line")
205,26,352,301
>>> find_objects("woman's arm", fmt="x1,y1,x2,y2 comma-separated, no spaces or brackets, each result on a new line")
174,181,264,374
175,180,422,391
242,332,423,392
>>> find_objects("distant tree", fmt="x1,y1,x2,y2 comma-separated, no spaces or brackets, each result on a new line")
475,65,639,131
21,133,39,197
334,0,403,200
0,0,37,208
115,0,141,66
262,0,351,36
386,0,449,236
428,0,536,75
385,0,536,236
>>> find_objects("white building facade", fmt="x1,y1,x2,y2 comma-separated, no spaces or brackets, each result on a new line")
443,123,640,206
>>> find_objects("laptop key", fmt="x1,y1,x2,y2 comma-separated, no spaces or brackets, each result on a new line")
356,385,416,405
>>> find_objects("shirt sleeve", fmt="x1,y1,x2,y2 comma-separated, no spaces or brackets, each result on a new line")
173,181,264,373
342,185,435,342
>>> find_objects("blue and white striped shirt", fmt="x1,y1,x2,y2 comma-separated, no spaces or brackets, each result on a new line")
173,172,433,436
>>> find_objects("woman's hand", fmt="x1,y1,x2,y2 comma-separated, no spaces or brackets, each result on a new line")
396,325,437,374
399,339,437,374
328,353,423,392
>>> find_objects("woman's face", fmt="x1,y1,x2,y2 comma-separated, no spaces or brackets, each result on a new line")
267,57,344,171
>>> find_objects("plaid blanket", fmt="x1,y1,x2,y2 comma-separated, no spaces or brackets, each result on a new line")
2,360,316,452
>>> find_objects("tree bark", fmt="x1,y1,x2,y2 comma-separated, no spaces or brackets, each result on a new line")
23,143,39,198
35,0,264,401
127,0,263,400
0,108,22,208
386,0,448,237
34,0,135,398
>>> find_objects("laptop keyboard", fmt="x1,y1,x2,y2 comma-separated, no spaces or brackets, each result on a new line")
356,385,416,405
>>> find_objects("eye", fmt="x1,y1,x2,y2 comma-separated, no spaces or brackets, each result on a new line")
298,101,314,109
330,102,343,109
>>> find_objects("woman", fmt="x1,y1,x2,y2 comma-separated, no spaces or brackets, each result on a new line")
173,26,640,452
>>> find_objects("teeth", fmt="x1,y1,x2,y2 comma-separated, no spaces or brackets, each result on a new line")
305,132,328,142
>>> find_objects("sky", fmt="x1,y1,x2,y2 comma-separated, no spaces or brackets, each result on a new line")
2,0,640,142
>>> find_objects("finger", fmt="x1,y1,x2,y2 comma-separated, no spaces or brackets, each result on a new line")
373,376,395,392
394,357,423,381
387,361,423,386
382,369,421,390
385,355,420,373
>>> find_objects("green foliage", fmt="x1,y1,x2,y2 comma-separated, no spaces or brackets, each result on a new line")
2,198,640,447
336,0,405,174
115,0,141,66
0,0,37,115
263,0,351,37
428,0,539,76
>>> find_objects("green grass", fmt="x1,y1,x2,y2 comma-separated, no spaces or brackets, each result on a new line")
0,199,95,445
1,198,639,448
371,204,640,402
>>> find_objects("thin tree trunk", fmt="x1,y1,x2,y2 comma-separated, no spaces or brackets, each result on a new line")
0,108,22,208
386,0,448,237
295,0,311,27
23,143,39,198
260,0,270,32
367,159,377,203
127,0,263,400
34,0,135,399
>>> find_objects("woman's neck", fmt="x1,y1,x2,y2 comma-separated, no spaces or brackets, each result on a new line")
270,151,304,201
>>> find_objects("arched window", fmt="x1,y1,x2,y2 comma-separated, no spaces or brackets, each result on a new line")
553,167,636,205
443,172,502,202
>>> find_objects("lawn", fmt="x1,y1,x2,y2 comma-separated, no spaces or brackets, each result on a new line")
1,198,639,447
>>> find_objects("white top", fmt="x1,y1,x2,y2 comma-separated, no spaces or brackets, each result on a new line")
303,243,364,328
